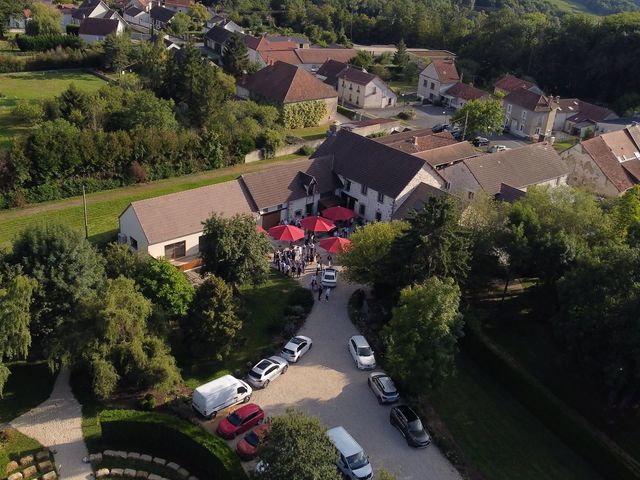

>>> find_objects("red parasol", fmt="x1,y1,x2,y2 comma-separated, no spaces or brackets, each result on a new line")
319,237,352,254
300,216,336,232
268,224,305,242
322,206,358,221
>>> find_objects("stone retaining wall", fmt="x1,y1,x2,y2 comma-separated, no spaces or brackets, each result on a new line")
4,449,57,480
91,451,198,480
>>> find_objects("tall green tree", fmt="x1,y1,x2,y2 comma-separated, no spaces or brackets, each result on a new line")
383,277,464,391
169,12,191,36
451,99,504,140
102,32,133,73
25,3,62,36
259,409,341,480
350,50,374,69
138,257,194,318
0,269,35,396
393,39,409,69
222,32,250,77
200,213,272,285
9,224,105,356
0,0,28,38
102,242,148,280
183,275,240,359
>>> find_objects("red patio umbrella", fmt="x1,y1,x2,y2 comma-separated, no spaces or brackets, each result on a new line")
268,224,305,242
256,225,266,234
300,216,336,232
322,206,358,221
319,237,352,254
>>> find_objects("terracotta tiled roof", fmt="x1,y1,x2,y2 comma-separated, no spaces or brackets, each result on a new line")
240,61,338,103
412,142,478,167
503,89,554,112
444,82,488,101
392,183,447,220
374,128,457,154
560,99,617,123
129,179,254,244
259,50,301,66
295,48,356,65
79,17,119,36
622,159,640,182
165,0,192,7
239,157,340,211
313,130,441,198
460,143,568,195
254,36,298,52
494,74,537,94
429,59,459,83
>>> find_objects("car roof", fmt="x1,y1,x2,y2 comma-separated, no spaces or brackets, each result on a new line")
395,404,419,421
375,375,396,393
254,359,273,372
351,335,369,347
233,403,261,417
194,374,241,395
327,426,362,457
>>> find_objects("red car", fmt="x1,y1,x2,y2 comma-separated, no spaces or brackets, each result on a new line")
236,424,271,460
217,403,264,439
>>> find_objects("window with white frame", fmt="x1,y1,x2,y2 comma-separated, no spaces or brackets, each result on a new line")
521,110,527,121
361,184,368,195
506,104,512,114
377,192,384,203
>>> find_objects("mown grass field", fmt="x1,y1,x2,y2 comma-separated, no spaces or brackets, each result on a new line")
286,124,330,141
430,353,603,480
0,154,304,251
0,70,106,148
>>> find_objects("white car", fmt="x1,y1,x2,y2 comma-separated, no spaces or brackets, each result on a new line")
321,268,338,288
246,356,288,388
368,371,400,404
280,335,313,363
348,335,376,370
488,144,510,153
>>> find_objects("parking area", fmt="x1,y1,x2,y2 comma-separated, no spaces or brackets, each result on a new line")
198,270,462,480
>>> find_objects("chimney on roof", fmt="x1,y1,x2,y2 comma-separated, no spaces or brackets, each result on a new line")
412,136,418,146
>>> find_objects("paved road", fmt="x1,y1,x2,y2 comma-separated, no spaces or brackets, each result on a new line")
11,368,91,480
237,270,461,480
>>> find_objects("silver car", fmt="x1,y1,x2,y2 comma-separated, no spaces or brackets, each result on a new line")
348,335,376,370
247,356,288,388
280,335,313,363
368,371,399,404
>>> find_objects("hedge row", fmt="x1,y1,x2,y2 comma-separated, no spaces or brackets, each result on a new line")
99,410,246,480
463,325,640,480
337,105,357,120
16,34,83,52
0,49,101,74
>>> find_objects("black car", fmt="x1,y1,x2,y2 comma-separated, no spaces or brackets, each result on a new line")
431,123,449,133
390,405,431,448
473,136,490,147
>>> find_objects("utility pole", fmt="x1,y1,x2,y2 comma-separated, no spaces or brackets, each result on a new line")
82,185,89,240
462,110,469,140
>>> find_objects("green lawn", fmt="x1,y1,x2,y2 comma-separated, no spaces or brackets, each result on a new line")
0,154,304,251
389,79,417,93
180,271,312,388
286,124,330,141
553,139,578,152
0,70,107,149
429,353,603,480
0,428,42,476
0,362,57,424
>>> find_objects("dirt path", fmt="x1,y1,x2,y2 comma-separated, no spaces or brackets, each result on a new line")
10,368,91,480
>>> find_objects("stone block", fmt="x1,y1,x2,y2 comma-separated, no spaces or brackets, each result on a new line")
135,471,149,479
8,472,23,480
103,450,118,458
37,461,53,473
152,458,166,467
187,476,199,480
116,451,128,460
95,468,110,478
147,474,163,480
41,472,56,480
35,452,49,462
6,461,19,473
111,468,124,477
139,455,152,463
22,466,38,479
165,463,179,472
127,453,141,461
177,468,189,480
19,455,34,467
124,469,137,478
88,453,103,464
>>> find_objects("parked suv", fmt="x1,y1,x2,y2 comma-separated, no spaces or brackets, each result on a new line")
280,335,313,363
247,356,288,388
217,403,264,439
368,372,399,404
348,335,376,370
473,136,489,147
390,405,431,448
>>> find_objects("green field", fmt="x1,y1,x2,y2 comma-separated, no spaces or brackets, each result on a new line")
0,70,107,148
430,353,603,480
286,124,330,141
0,154,304,251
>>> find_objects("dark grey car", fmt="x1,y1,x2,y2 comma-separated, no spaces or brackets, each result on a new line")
390,405,431,448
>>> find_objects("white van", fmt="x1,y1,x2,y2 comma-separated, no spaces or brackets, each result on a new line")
327,426,373,480
192,375,252,419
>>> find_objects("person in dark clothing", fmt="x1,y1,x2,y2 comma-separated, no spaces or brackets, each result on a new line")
318,285,323,301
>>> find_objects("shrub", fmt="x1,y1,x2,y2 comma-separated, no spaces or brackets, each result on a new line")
337,105,357,119
282,100,327,129
15,34,82,52
288,287,314,314
298,144,315,156
12,100,44,125
0,49,101,73
99,409,245,480
397,109,416,120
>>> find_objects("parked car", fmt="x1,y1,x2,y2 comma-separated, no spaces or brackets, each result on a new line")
488,144,510,153
321,268,338,288
431,123,449,133
348,335,376,370
327,426,373,480
192,375,252,419
390,405,431,448
247,356,288,389
237,424,271,460
280,335,313,363
217,403,264,439
473,136,489,147
451,129,463,141
368,372,399,404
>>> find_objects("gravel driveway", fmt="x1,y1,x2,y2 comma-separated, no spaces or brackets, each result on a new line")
248,272,462,480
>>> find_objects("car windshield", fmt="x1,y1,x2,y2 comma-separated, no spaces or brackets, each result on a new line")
256,360,271,370
408,419,424,432
248,370,262,379
245,431,260,447
324,272,335,279
227,412,243,426
282,347,295,355
347,451,368,470
357,347,372,356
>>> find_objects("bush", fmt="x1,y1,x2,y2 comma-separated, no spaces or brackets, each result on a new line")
66,24,79,36
288,287,314,314
15,34,82,52
397,109,416,120
12,100,44,125
337,105,357,120
0,49,101,74
298,144,315,156
99,409,246,480
463,325,640,480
